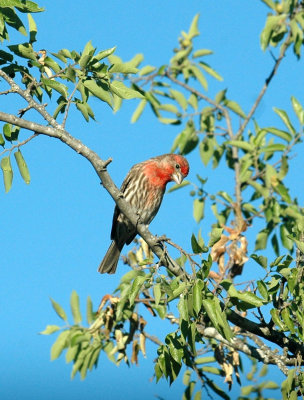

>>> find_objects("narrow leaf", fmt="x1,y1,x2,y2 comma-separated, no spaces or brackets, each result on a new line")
1,156,13,192
41,78,68,98
50,298,68,321
70,290,82,324
193,198,205,223
110,81,143,99
14,149,30,184
131,99,147,123
40,325,61,335
273,107,296,135
83,79,112,107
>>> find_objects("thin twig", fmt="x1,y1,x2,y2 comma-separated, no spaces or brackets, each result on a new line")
0,89,13,95
235,33,291,139
165,70,234,138
0,133,38,157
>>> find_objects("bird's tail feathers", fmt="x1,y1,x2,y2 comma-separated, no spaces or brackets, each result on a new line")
98,241,123,274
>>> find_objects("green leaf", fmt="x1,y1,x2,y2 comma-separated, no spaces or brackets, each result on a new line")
92,46,116,62
83,79,112,107
260,143,286,153
86,296,94,325
139,65,156,76
158,117,180,125
205,378,230,400
76,101,89,122
208,228,223,247
3,123,11,140
12,0,44,12
191,233,203,254
270,308,286,330
251,254,267,269
70,290,82,324
292,237,304,254
254,229,269,251
264,127,292,142
193,198,205,223
127,53,144,68
273,107,296,135
226,140,254,152
1,156,13,192
260,15,285,51
228,285,264,308
50,330,70,360
217,191,233,204
199,137,214,166
65,345,78,364
188,14,200,39
158,103,179,114
192,49,213,58
109,62,138,74
79,40,95,68
188,93,198,110
110,81,143,99
8,43,36,60
50,298,68,322
281,308,295,333
2,7,26,35
257,280,268,300
41,78,68,99
170,89,188,111
27,13,37,43
291,96,304,125
190,65,207,90
260,0,276,9
129,275,147,306
280,224,293,251
199,62,223,81
153,283,162,307
178,296,189,321
248,179,269,198
193,279,204,314
131,99,147,123
14,149,30,184
40,325,61,335
224,100,246,118
215,89,227,104
167,180,190,193
44,57,62,74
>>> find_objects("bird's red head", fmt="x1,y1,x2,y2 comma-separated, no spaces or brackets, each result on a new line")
144,154,189,188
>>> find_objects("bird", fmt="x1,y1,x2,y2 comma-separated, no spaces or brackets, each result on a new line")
98,153,189,274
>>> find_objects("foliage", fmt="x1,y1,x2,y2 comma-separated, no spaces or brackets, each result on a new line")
2,0,304,399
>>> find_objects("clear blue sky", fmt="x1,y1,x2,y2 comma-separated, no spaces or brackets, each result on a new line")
2,1,304,399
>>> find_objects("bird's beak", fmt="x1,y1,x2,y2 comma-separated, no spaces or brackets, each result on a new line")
172,172,183,185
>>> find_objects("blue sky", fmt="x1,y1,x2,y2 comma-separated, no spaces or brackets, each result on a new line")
2,1,304,399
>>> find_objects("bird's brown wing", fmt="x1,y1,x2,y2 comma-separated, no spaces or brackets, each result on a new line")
110,167,137,242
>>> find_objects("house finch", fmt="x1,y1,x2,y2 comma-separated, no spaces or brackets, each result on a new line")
98,154,189,274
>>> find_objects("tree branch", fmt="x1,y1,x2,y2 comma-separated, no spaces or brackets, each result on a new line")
165,70,234,138
0,110,184,277
0,132,38,157
235,33,291,139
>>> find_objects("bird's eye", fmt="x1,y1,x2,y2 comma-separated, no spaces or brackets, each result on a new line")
175,164,180,169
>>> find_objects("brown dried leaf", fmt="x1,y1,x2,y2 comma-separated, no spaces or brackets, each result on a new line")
139,333,146,357
211,234,229,262
131,339,139,365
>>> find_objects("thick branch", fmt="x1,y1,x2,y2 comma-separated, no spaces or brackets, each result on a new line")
226,306,304,357
197,325,289,373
